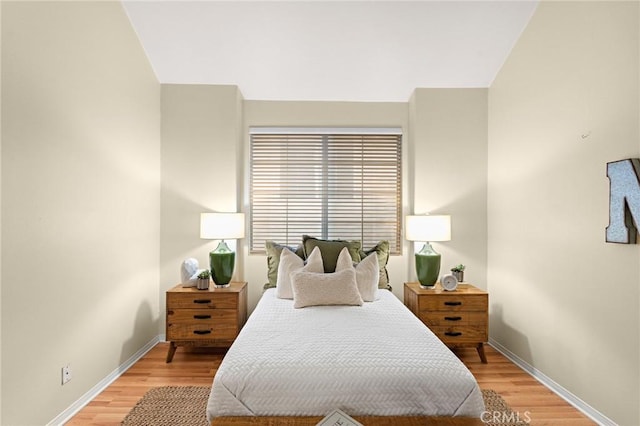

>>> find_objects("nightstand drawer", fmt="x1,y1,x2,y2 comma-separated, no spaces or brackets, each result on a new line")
419,294,487,312
430,325,488,344
420,312,486,326
167,292,238,310
167,309,237,340
167,308,237,323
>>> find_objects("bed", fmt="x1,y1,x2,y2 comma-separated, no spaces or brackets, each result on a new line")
206,287,485,423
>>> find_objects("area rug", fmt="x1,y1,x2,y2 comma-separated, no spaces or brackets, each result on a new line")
122,386,210,426
121,386,529,426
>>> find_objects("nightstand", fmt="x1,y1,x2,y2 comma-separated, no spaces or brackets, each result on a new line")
166,281,247,363
404,282,488,363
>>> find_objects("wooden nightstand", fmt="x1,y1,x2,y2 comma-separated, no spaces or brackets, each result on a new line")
404,282,488,363
166,281,247,363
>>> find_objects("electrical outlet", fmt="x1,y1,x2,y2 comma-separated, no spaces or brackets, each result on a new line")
62,365,72,385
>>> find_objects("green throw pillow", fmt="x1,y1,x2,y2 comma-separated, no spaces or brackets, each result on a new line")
265,240,305,288
302,235,362,273
359,241,391,289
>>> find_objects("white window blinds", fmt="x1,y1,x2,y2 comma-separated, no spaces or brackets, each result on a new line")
250,127,402,254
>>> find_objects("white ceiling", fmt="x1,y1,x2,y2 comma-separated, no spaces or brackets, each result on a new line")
123,1,538,102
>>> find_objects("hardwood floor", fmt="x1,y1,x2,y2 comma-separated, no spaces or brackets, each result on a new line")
66,342,595,426
452,346,595,426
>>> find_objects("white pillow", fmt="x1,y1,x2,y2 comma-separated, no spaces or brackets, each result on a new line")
355,252,379,302
335,246,353,271
276,246,323,299
335,247,379,302
291,268,363,308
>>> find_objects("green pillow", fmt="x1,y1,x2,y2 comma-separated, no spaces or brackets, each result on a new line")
265,240,305,288
359,241,391,289
302,235,361,273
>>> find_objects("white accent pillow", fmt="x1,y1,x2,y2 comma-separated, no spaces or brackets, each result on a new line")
290,268,363,308
335,247,379,302
276,246,323,299
335,246,353,271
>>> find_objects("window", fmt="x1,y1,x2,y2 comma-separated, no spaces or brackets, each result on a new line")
250,127,402,254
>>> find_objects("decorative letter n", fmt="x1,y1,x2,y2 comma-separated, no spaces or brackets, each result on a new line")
606,158,640,243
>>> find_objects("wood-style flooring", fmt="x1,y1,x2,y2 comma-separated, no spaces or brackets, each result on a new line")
66,342,595,426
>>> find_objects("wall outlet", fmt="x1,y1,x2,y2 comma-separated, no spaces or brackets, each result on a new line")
62,365,72,385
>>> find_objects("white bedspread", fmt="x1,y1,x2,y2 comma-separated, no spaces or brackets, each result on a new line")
206,288,485,420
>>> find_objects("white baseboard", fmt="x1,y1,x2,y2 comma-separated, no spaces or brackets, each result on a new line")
488,338,616,426
48,335,160,426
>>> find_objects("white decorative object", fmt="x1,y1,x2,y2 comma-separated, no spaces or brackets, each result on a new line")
180,258,202,287
441,274,459,291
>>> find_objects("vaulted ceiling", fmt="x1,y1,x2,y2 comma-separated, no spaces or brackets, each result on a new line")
123,1,538,102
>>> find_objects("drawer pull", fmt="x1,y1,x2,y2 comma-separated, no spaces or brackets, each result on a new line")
444,316,462,321
193,315,212,320
193,330,212,335
444,301,462,306
445,331,463,337
193,299,212,304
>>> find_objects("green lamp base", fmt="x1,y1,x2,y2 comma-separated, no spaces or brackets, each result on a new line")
209,240,235,286
415,242,441,288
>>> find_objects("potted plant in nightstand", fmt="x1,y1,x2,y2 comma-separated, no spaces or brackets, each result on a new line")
197,270,211,290
451,264,465,282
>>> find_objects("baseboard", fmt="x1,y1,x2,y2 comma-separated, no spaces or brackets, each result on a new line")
488,338,616,426
47,335,160,426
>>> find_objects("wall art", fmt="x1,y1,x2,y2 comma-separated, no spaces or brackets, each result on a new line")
606,158,640,243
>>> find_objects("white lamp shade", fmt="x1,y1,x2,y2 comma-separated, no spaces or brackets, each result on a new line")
405,215,451,242
200,213,245,240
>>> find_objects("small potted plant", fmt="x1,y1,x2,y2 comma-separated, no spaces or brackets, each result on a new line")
451,264,465,282
197,270,211,290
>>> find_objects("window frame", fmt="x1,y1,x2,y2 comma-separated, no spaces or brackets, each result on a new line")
249,127,403,254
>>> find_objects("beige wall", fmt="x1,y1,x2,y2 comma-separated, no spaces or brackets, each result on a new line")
1,2,160,424
409,89,488,291
488,2,639,424
160,85,243,320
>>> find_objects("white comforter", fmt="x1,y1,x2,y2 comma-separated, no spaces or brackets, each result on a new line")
206,288,485,420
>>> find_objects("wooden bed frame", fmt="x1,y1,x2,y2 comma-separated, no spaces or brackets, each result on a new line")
212,416,484,425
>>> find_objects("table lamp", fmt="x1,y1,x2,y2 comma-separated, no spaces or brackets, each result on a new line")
200,212,245,287
405,215,451,288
